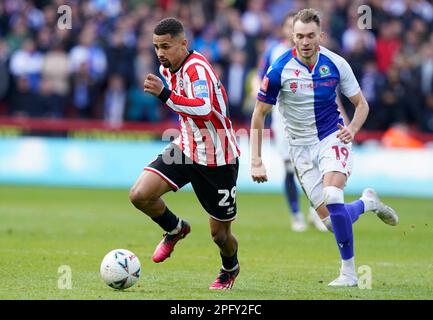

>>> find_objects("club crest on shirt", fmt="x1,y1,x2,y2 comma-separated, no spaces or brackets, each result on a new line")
178,79,184,90
193,80,209,98
289,81,298,93
319,65,330,77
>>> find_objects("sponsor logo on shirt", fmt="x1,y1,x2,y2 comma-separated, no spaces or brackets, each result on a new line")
290,81,298,93
299,79,338,89
319,65,331,77
193,80,209,98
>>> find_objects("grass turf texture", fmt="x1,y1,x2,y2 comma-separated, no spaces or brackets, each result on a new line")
0,185,432,300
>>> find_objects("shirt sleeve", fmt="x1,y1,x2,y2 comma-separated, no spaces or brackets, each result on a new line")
158,64,213,120
256,66,282,105
337,57,360,98
257,47,272,79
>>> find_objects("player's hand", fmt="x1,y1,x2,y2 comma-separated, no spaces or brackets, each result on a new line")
251,159,268,183
143,74,164,96
336,123,354,144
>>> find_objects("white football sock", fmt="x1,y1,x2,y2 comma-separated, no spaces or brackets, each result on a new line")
361,198,376,212
341,257,356,275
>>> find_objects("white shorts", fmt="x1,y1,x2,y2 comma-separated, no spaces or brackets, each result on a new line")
289,131,353,209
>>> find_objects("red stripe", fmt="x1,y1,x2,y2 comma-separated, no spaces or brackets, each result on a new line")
170,71,176,91
194,118,217,166
185,65,199,82
209,113,232,164
169,91,207,107
224,116,240,158
162,67,168,78
143,167,178,191
184,118,198,162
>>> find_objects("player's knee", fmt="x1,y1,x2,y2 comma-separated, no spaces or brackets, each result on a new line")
211,229,228,247
129,187,153,209
323,186,344,205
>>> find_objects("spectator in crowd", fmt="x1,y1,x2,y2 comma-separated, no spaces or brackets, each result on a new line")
69,24,107,83
0,0,432,136
41,40,70,118
104,74,126,128
420,44,433,132
126,35,161,122
376,66,408,129
105,29,135,88
225,49,248,121
10,76,38,117
71,62,96,118
9,38,43,92
375,19,402,73
0,40,9,105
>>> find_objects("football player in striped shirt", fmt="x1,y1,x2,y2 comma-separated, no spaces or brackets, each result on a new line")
250,9,399,287
129,18,240,290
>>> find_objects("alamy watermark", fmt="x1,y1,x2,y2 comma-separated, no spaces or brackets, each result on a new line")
57,5,72,30
57,265,72,289
357,5,372,30
358,265,372,289
159,128,271,166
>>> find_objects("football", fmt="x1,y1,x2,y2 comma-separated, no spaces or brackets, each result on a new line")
100,249,141,290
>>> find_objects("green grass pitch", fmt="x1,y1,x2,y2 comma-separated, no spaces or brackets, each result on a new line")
0,185,432,300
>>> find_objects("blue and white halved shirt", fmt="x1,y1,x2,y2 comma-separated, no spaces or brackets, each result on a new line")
257,46,360,145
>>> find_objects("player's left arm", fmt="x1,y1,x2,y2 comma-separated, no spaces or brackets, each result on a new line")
336,90,369,144
335,88,349,125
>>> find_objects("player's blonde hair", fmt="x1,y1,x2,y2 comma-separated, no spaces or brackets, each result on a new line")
293,8,321,28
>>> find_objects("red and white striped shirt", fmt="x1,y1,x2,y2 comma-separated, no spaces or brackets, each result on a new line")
158,50,240,167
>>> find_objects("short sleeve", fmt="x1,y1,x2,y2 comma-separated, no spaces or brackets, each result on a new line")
337,58,360,98
257,67,282,105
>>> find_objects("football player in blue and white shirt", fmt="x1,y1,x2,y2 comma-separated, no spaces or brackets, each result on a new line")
250,9,399,287
258,12,335,233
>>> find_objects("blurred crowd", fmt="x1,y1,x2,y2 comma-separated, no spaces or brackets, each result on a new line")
0,0,433,132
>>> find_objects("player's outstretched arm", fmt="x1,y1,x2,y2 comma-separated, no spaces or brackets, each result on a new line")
250,100,273,183
336,91,369,144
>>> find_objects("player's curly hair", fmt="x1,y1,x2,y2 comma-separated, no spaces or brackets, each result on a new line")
154,17,184,37
293,8,321,27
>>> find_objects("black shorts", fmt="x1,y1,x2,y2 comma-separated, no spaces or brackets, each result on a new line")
144,144,239,221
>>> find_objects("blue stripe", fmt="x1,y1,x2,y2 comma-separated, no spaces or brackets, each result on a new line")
312,54,343,140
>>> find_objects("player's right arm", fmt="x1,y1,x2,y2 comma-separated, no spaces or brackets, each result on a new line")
250,100,273,183
250,63,282,183
144,65,214,121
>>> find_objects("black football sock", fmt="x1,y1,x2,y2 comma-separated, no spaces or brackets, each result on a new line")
151,207,179,233
221,250,239,272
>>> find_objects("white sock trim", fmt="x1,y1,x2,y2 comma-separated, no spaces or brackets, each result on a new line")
323,186,344,205
168,218,182,235
221,264,239,272
341,257,356,275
